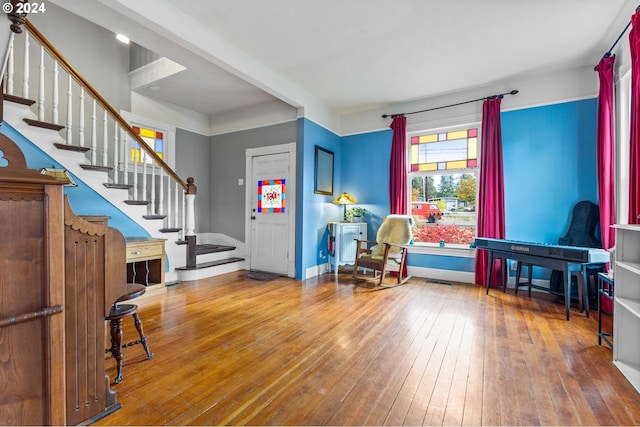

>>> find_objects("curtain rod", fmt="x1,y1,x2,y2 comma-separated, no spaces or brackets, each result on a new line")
599,5,640,61
381,89,519,119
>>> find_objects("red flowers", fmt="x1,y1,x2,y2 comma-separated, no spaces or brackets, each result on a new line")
413,224,475,245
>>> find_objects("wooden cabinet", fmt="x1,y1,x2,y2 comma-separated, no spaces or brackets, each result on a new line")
612,224,640,393
328,222,367,273
126,237,166,291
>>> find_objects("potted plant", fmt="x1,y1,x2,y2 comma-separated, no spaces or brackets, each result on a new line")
345,206,367,222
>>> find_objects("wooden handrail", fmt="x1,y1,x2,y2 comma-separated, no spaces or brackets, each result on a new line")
23,19,193,193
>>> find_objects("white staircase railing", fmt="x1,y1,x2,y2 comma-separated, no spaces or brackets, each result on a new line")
3,19,197,243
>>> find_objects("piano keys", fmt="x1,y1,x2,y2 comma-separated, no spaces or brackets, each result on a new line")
475,237,610,320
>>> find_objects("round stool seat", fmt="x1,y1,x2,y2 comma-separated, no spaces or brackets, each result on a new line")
106,303,138,320
116,283,146,303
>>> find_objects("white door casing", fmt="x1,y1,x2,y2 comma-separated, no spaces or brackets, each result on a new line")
245,143,296,277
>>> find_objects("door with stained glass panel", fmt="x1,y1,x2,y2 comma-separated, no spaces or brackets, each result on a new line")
250,152,290,274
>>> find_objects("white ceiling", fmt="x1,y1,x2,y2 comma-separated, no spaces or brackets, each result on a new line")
53,0,638,122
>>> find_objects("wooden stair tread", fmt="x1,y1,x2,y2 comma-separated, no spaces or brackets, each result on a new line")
124,200,150,205
104,183,133,189
54,142,90,153
23,118,65,131
159,227,182,233
80,164,112,172
175,257,244,271
4,94,36,106
196,244,236,255
143,214,167,220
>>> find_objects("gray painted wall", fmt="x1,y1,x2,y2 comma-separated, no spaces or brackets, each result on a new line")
209,121,297,242
29,3,131,112
175,128,211,234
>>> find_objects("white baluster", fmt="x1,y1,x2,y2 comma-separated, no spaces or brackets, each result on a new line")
78,87,85,147
132,147,138,201
165,177,172,227
66,75,72,145
102,111,108,166
150,156,156,214
181,191,186,240
122,128,129,186
37,46,44,120
22,32,29,98
113,122,119,183
158,169,164,216
52,62,58,124
174,181,179,229
141,156,147,204
90,100,97,164
7,34,14,95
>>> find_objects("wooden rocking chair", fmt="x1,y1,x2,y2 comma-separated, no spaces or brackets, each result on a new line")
352,214,414,287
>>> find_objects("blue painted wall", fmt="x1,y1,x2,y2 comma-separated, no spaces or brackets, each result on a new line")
341,129,392,238
502,99,598,242
1,122,149,238
337,98,599,278
296,118,343,279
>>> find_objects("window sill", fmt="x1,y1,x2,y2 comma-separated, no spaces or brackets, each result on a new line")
408,243,476,258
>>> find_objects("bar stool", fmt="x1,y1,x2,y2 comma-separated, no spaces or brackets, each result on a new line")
105,283,154,384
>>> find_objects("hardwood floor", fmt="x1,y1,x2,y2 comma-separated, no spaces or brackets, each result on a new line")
95,271,640,426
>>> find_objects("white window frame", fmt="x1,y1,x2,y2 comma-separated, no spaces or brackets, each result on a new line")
407,122,480,256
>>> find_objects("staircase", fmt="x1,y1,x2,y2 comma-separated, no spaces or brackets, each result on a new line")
1,19,247,283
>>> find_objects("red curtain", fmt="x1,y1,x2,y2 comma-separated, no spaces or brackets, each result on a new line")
629,10,640,223
389,116,407,215
595,55,616,249
475,97,506,287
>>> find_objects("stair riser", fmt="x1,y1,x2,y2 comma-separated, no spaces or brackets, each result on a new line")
177,259,247,282
193,248,246,264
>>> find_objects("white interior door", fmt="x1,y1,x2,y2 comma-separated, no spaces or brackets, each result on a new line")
249,152,290,275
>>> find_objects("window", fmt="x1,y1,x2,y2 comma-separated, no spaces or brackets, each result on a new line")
120,111,175,171
409,125,479,246
131,125,164,165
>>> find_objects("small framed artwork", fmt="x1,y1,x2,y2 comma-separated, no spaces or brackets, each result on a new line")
314,146,334,195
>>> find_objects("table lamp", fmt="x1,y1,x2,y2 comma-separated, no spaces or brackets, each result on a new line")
333,192,356,221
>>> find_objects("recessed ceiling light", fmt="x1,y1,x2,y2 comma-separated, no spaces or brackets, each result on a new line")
116,34,130,44
150,86,160,91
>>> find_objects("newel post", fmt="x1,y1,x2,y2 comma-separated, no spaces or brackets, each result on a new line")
185,177,197,268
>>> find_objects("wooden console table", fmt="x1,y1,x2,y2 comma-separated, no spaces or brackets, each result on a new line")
126,237,166,291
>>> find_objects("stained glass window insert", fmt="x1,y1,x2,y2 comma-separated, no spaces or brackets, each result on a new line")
257,179,286,213
131,126,164,165
410,128,477,172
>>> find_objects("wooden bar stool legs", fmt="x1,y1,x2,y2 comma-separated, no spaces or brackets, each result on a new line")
130,311,153,359
105,283,154,384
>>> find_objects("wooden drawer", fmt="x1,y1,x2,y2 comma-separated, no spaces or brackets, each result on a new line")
126,239,164,262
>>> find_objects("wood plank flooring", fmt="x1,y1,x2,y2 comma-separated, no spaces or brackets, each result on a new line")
95,272,640,426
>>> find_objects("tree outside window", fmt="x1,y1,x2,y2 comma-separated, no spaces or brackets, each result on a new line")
408,126,479,245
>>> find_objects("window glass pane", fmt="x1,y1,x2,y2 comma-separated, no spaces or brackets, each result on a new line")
410,127,478,173
411,172,477,245
130,125,165,165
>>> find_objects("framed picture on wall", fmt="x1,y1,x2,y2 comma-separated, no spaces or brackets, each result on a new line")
314,146,334,195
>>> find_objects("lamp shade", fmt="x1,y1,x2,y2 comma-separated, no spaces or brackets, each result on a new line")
333,192,357,205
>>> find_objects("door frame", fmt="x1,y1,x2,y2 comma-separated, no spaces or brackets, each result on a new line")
244,142,296,277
